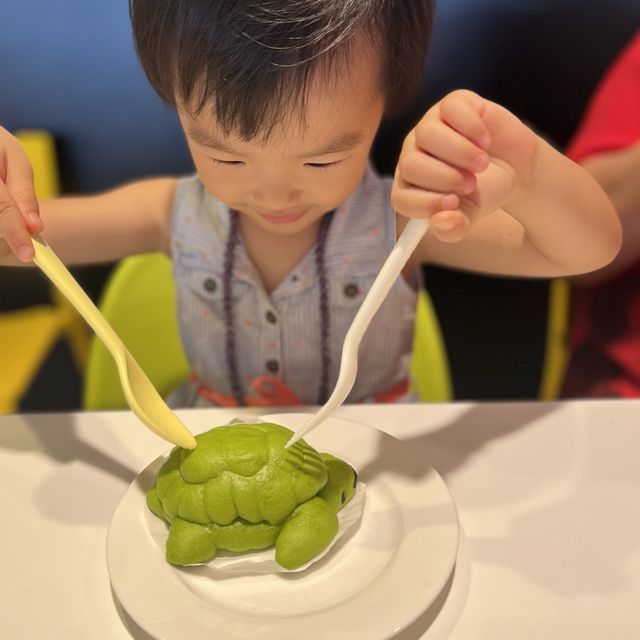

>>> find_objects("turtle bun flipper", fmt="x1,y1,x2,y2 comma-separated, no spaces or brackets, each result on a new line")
146,483,170,523
166,517,218,565
275,497,338,570
317,453,358,512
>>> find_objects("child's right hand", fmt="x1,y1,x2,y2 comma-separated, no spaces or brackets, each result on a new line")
0,127,43,263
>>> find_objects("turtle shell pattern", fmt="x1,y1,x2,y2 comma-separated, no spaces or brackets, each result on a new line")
151,422,329,527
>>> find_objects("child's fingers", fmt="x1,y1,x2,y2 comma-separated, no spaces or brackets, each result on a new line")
0,180,35,261
398,149,477,196
392,174,474,243
429,210,470,243
438,89,491,150
391,175,461,219
413,121,490,175
4,139,42,232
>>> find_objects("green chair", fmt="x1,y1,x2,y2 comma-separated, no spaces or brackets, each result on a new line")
82,247,568,409
83,252,190,410
83,251,454,409
410,289,452,402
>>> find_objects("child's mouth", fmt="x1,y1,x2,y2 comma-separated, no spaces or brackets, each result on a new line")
258,210,307,224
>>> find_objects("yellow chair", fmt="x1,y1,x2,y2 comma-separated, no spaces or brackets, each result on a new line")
15,130,61,201
538,278,571,400
83,252,189,410
0,130,90,413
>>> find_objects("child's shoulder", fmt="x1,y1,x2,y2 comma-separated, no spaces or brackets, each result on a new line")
171,173,229,260
173,173,209,205
328,162,396,255
349,161,394,209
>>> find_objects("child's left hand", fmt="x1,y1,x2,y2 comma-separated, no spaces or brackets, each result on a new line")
391,89,539,242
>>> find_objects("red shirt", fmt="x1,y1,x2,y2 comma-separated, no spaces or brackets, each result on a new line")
562,33,640,397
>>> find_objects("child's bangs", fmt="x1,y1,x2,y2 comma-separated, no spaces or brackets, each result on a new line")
143,6,376,141
131,1,434,140
184,43,363,143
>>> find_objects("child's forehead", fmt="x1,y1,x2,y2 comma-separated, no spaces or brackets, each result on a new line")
182,45,384,154
186,113,371,158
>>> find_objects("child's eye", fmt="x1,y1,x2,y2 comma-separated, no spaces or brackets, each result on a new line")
211,159,244,167
305,161,340,170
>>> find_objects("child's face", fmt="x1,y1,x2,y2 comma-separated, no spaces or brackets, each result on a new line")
179,41,385,236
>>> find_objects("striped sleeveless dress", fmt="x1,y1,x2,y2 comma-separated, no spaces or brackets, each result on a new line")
168,163,417,407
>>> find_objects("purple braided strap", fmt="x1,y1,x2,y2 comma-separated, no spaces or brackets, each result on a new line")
315,213,333,404
222,211,245,406
222,210,334,406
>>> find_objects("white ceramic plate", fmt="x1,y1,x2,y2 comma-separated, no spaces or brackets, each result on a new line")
107,413,459,640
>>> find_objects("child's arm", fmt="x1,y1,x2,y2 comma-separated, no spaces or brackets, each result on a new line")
571,142,640,284
392,90,622,278
0,128,176,266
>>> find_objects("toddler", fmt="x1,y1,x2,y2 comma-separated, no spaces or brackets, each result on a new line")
0,0,621,407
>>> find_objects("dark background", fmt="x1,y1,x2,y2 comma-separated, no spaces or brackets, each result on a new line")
2,0,640,409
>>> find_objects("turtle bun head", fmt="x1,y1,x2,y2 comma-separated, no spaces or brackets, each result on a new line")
317,453,358,513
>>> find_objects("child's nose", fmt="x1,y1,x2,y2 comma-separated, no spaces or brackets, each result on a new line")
251,185,302,209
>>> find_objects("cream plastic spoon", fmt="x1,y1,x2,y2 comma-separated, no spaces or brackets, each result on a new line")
285,217,429,448
31,234,196,449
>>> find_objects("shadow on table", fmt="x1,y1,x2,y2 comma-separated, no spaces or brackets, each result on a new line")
359,401,563,482
407,401,640,599
0,412,137,482
0,412,138,524
406,401,563,476
465,413,640,598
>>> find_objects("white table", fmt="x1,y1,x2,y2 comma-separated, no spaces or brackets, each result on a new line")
1,401,639,639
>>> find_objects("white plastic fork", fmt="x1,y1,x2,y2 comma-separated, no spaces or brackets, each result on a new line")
285,217,429,448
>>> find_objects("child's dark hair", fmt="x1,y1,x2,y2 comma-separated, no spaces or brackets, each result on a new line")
130,0,434,141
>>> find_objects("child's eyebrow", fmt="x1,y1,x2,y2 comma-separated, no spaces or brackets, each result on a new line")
187,127,236,153
300,132,366,158
187,127,365,157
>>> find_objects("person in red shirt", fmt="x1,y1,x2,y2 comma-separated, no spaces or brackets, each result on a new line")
562,32,640,397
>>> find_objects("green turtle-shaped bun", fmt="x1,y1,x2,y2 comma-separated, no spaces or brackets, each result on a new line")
147,422,358,570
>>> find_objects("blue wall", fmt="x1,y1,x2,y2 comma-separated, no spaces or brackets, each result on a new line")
1,0,191,192
374,0,640,174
